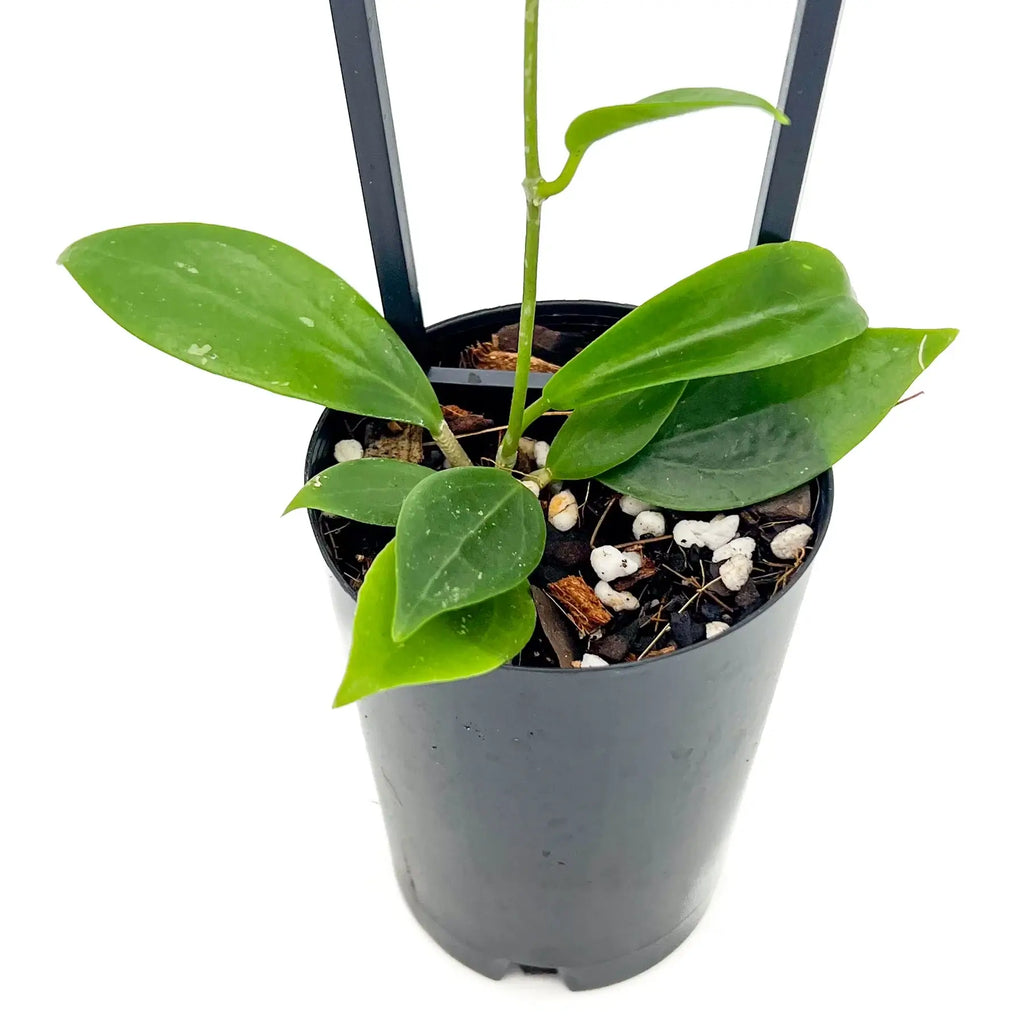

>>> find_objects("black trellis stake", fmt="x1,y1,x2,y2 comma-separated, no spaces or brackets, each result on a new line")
328,0,428,365
329,0,843,369
751,0,844,246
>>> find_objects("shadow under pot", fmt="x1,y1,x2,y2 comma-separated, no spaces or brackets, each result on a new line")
304,299,834,991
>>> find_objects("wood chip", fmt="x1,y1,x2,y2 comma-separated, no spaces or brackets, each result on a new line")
546,575,612,636
530,586,578,669
611,548,659,591
462,339,561,374
493,322,563,356
364,421,424,463
751,484,812,520
441,404,493,433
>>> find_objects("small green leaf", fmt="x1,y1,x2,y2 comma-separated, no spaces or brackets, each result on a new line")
541,87,787,196
335,541,536,706
546,381,687,480
600,327,958,510
543,242,867,409
565,86,786,155
393,467,546,641
284,459,434,526
58,223,443,432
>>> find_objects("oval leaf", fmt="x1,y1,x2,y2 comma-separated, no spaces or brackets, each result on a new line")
546,381,687,480
600,327,958,510
335,542,536,706
284,458,434,526
565,86,787,154
543,242,867,408
58,223,443,432
393,467,546,641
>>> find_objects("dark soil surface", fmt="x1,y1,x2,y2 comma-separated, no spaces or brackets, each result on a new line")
315,325,821,669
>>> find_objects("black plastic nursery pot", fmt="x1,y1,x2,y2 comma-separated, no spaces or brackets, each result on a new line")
304,300,834,991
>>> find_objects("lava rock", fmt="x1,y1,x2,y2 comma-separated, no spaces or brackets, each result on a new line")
670,610,700,647
545,531,591,568
592,622,638,662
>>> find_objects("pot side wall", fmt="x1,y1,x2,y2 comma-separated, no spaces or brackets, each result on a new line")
309,301,832,989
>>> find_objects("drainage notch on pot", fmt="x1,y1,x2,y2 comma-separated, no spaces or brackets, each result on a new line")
305,301,833,991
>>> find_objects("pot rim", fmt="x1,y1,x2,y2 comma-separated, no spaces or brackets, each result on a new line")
304,299,835,675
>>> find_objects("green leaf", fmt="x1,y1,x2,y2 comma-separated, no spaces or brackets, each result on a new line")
565,86,786,156
58,223,443,432
335,541,536,706
284,458,434,526
543,242,868,408
546,381,687,480
393,467,546,641
600,327,958,510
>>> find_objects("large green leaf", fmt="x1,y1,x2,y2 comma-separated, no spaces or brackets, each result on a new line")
284,458,434,526
393,467,546,641
565,86,786,157
601,327,958,510
543,242,867,408
58,223,443,432
335,541,536,706
546,381,686,480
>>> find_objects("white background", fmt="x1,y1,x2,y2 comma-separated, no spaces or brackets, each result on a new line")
2,1,1021,1020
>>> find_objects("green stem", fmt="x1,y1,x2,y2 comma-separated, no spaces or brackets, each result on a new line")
537,148,584,199
520,395,553,433
525,466,553,489
433,422,473,468
497,0,544,470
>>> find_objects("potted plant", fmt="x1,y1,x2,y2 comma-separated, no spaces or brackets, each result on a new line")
58,0,956,991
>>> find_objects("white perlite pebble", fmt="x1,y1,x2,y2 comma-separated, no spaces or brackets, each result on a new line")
619,495,653,516
580,653,609,668
547,490,579,532
521,479,541,497
706,621,731,640
719,553,753,591
594,580,640,612
534,441,550,468
591,545,642,582
673,514,739,551
770,523,814,560
333,439,363,463
711,536,756,563
632,510,666,540
518,437,537,460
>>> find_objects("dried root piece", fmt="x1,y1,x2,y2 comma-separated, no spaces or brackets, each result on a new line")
546,575,613,636
462,339,561,374
364,421,424,464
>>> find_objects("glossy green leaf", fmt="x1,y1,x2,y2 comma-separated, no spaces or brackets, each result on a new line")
546,381,687,480
601,327,958,510
335,542,536,706
565,86,786,158
58,223,443,432
283,459,434,526
393,467,546,641
543,242,867,408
